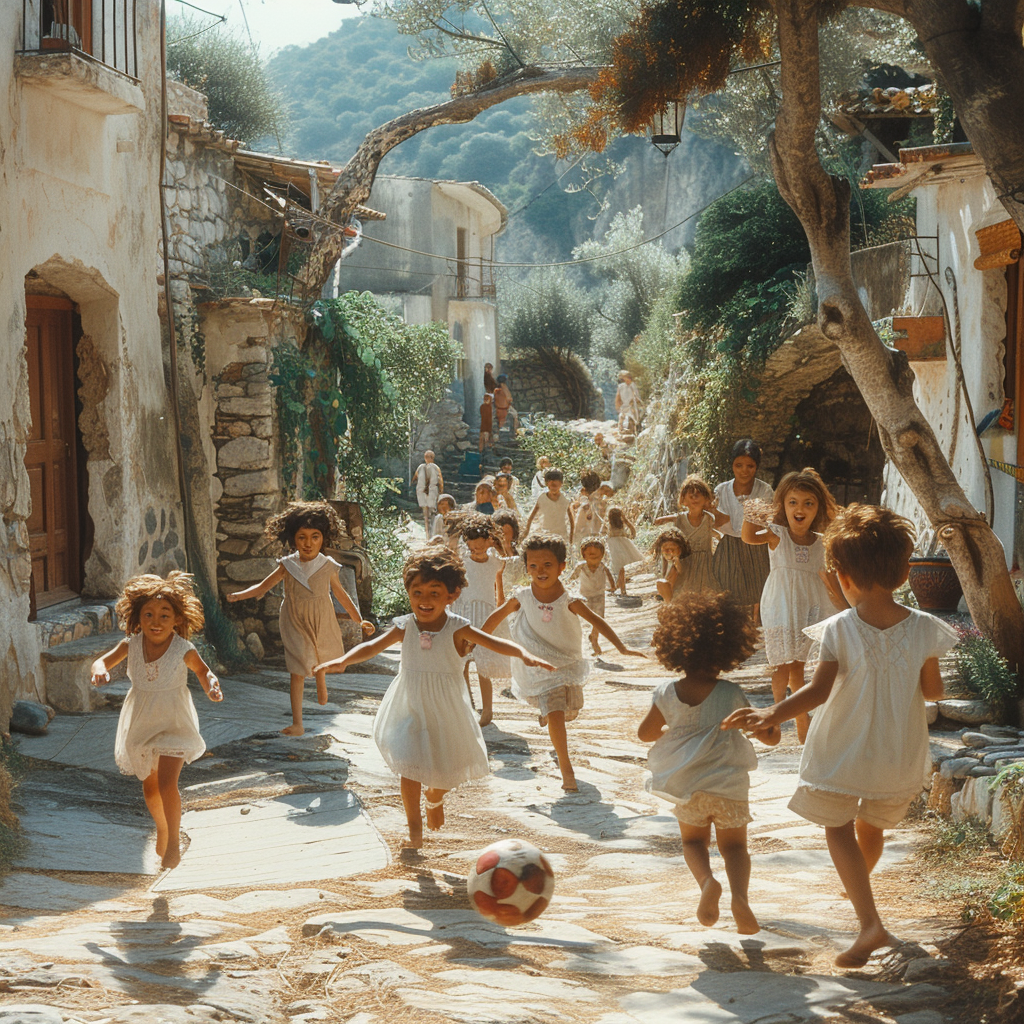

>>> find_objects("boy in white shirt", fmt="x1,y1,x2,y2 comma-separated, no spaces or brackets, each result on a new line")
524,468,574,545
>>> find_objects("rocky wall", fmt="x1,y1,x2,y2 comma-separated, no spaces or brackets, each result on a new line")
502,357,604,421
410,396,472,474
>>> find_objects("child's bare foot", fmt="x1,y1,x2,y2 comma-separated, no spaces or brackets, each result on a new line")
560,771,578,792
696,876,722,927
155,830,168,858
834,924,897,968
425,800,445,830
405,825,423,849
590,642,601,655
315,670,328,705
161,846,181,870
731,897,760,934
281,724,305,736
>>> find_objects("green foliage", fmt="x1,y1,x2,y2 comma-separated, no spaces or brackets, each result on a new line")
518,418,602,485
502,270,594,362
623,289,685,397
920,816,992,865
166,17,287,146
989,862,1024,922
955,628,1021,706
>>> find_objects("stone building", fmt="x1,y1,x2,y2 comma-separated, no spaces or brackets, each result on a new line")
3,0,186,725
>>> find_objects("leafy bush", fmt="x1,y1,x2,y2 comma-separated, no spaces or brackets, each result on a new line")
955,627,1020,708
518,417,603,486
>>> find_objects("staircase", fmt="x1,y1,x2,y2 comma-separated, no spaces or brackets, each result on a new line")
429,426,534,507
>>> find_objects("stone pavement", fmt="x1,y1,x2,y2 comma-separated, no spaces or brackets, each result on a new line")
1,571,962,1024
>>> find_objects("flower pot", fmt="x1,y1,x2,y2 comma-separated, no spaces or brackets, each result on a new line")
908,556,963,612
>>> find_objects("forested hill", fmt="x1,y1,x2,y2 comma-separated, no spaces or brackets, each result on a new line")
266,15,747,262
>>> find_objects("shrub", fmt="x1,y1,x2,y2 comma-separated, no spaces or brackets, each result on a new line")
955,627,1020,711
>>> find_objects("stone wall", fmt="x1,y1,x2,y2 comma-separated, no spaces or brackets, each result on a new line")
502,356,604,421
410,396,472,472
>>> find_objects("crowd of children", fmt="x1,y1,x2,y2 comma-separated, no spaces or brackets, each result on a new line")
91,426,960,969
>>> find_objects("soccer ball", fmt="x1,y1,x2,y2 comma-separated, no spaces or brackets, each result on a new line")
467,838,555,927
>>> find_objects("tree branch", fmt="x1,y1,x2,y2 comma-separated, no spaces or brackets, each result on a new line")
299,64,603,298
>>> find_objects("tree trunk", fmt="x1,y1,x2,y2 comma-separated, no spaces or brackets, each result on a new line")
300,65,602,300
772,0,1024,678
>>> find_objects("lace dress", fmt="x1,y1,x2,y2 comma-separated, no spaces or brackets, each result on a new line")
605,526,643,576
373,612,490,791
453,551,510,679
760,525,832,667
115,634,206,780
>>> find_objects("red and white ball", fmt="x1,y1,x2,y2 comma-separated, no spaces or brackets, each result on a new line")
467,838,555,926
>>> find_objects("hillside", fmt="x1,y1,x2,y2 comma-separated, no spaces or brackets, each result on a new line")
265,15,747,263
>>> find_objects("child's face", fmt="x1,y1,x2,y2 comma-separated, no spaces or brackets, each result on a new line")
546,479,563,496
784,488,819,534
500,462,512,474
525,548,565,587
681,489,709,512
539,458,550,470
294,527,324,560
494,477,508,494
594,434,604,446
406,573,457,621
732,456,757,484
139,598,181,645
581,545,603,568
476,486,494,504
661,541,683,562
438,500,454,516
466,536,491,558
500,524,515,549
424,452,434,463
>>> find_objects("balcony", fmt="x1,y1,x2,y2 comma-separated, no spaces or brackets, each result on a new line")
17,0,140,82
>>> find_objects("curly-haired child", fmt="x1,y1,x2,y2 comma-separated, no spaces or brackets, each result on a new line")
725,505,957,967
227,500,373,736
653,528,693,604
91,572,222,869
315,546,554,846
638,592,779,933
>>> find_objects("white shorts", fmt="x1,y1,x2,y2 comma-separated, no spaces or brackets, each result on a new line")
789,786,913,830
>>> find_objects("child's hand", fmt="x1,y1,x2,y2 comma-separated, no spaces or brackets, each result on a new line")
523,654,556,671
751,722,779,744
721,707,774,732
226,591,244,603
360,620,375,636
314,657,346,675
620,646,649,659
90,660,109,687
206,675,223,702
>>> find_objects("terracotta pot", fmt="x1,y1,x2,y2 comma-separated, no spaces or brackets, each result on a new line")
908,557,963,612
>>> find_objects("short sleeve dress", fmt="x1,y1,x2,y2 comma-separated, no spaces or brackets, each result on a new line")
797,608,958,802
645,678,758,826
453,551,511,679
670,511,720,594
373,612,490,791
711,478,774,604
115,633,206,780
605,525,643,576
278,553,348,678
509,585,590,722
760,525,832,667
568,562,609,618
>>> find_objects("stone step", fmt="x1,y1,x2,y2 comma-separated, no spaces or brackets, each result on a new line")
33,598,118,648
40,631,127,713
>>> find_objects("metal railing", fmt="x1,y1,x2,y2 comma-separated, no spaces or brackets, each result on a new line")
18,0,139,80
454,258,496,299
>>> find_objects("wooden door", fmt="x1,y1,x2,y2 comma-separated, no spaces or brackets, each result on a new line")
25,296,81,608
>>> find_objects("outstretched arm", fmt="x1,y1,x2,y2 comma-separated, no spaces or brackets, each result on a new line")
226,565,286,602
330,573,375,636
741,520,774,548
653,513,677,525
523,506,538,535
457,625,554,670
184,647,223,701
482,596,520,634
90,639,130,686
315,625,403,674
569,600,647,657
722,659,838,734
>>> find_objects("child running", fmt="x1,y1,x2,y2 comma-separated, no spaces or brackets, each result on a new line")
227,501,373,736
315,546,554,846
639,592,779,933
524,468,574,545
484,532,647,792
531,455,552,500
741,468,841,743
603,505,643,597
451,513,509,726
432,494,456,542
572,470,604,541
91,572,223,869
568,538,617,655
723,504,957,967
655,474,722,593
654,528,692,604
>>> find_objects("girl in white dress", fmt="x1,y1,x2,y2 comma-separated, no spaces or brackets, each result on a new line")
741,468,841,743
451,513,510,726
639,592,779,934
315,546,553,846
484,532,647,792
603,506,644,596
655,475,721,593
91,573,223,870
530,455,551,500
568,538,617,654
711,439,774,615
724,504,957,968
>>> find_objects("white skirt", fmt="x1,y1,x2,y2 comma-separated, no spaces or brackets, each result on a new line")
452,596,511,680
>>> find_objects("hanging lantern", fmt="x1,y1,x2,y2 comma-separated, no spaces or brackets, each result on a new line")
649,99,687,156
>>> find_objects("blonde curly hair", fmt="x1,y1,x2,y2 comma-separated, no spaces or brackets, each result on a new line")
115,572,204,638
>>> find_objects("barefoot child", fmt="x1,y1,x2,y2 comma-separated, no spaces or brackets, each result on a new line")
227,501,373,736
741,468,841,743
483,532,647,792
653,528,692,604
639,592,779,933
524,468,575,545
654,474,722,593
91,573,222,869
315,546,554,846
723,504,957,967
568,539,616,654
603,505,643,597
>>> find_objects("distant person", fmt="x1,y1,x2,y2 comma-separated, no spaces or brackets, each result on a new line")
615,371,642,434
495,374,519,434
479,394,494,455
412,450,444,534
483,362,499,395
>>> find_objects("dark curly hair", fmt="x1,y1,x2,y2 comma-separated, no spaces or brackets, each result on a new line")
264,500,343,550
442,509,503,545
730,438,762,467
403,545,467,594
492,508,520,549
652,592,757,676
543,467,564,483
653,528,691,560
522,531,567,565
116,572,204,639
580,469,601,494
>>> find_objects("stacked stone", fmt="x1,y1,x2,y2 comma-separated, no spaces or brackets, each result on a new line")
503,358,603,420
214,343,282,643
413,397,472,465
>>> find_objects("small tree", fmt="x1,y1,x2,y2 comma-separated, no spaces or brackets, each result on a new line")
166,17,288,146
